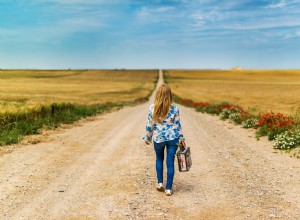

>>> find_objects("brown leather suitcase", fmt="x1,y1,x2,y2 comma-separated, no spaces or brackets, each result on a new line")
177,147,192,172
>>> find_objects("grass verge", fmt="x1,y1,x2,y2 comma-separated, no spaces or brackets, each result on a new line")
0,102,119,146
0,98,149,146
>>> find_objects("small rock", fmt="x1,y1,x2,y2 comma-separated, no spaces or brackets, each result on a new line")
58,189,65,192
269,213,276,218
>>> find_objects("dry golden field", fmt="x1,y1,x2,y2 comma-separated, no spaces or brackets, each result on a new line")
165,69,300,115
0,69,158,112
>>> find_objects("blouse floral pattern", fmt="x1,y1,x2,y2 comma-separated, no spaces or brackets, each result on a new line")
142,104,185,143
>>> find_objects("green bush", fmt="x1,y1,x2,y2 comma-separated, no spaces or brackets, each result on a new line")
274,130,300,150
229,112,242,124
199,102,232,115
219,109,232,120
0,102,126,146
242,118,258,128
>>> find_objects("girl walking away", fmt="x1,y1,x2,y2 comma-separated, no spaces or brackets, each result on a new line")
142,83,186,196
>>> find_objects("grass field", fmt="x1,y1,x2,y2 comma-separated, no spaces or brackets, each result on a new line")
164,69,300,116
0,69,158,145
0,69,158,112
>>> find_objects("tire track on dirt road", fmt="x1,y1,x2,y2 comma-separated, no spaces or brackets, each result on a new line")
1,70,300,219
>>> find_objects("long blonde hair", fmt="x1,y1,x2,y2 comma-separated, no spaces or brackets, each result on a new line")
153,83,173,123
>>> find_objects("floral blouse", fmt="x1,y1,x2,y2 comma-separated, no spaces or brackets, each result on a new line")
142,104,185,143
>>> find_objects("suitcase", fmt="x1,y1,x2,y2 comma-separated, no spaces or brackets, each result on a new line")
176,147,192,172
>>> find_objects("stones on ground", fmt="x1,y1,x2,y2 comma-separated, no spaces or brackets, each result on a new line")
124,212,130,216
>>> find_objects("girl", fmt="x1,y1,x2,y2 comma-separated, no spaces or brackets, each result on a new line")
142,83,186,196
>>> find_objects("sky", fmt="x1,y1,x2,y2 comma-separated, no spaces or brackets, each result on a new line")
0,0,300,69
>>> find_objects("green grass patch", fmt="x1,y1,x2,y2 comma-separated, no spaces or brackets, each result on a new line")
0,101,136,146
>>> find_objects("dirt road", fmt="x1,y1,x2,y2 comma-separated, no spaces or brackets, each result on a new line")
1,70,300,219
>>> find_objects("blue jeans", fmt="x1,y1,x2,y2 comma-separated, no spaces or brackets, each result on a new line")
154,138,179,190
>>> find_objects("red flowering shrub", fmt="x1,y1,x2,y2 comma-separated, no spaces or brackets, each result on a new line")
180,99,195,106
174,94,299,149
256,112,298,140
179,99,210,109
193,102,210,108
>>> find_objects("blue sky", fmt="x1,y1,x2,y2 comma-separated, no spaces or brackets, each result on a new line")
0,0,300,69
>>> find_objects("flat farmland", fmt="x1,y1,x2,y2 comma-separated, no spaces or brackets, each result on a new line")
0,69,158,112
165,69,300,115
1,71,300,219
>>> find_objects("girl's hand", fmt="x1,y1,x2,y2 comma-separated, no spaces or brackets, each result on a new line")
145,141,150,145
179,140,186,148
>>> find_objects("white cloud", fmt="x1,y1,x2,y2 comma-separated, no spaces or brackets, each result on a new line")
283,33,294,39
223,20,300,30
190,8,223,28
54,0,105,3
62,17,104,28
137,6,175,17
191,13,206,27
136,6,176,23
268,0,286,8
281,31,300,40
32,0,120,4
155,6,175,13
